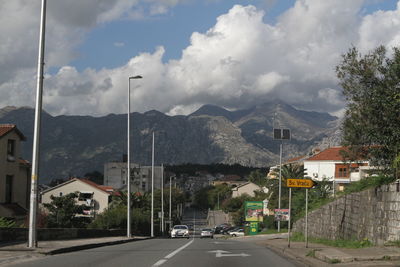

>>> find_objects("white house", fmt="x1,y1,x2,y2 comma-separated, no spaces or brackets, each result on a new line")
41,178,117,217
0,124,31,223
303,146,370,190
231,182,263,198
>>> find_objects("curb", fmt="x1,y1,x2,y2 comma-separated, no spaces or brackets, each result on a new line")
262,242,325,267
43,237,153,255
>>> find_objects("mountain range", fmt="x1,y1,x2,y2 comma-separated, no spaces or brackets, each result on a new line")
0,101,341,184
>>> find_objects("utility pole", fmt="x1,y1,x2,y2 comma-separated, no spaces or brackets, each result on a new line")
29,0,47,248
127,75,142,238
169,176,172,230
151,132,154,237
278,141,282,232
161,164,164,235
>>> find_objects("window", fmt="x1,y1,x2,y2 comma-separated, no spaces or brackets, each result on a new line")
335,164,349,178
78,192,93,201
7,140,15,161
5,175,13,203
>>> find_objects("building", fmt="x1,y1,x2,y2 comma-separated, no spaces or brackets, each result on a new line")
231,182,263,198
0,124,31,222
41,178,117,216
104,162,164,194
303,146,370,190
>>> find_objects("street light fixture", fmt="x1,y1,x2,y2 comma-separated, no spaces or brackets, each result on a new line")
127,75,142,238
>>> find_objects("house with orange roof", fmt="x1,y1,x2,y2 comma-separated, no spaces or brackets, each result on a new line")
40,178,118,217
303,146,370,190
0,124,31,222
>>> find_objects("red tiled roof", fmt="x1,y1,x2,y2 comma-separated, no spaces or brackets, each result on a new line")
306,147,351,161
0,124,26,140
77,179,115,195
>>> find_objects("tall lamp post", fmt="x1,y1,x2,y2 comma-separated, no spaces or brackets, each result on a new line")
161,164,164,235
273,128,290,232
127,75,142,238
151,132,155,237
29,0,47,248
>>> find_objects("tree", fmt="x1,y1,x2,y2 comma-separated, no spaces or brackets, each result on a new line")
247,170,267,187
84,171,104,185
336,46,400,174
42,192,87,228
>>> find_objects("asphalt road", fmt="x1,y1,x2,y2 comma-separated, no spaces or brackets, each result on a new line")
9,237,297,267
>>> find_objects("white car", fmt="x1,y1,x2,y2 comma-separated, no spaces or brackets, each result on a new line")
229,228,245,237
200,228,214,238
170,225,190,238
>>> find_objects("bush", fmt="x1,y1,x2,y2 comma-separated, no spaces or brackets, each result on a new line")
342,175,396,195
0,217,15,228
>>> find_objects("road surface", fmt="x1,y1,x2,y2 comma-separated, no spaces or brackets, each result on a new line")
10,237,297,267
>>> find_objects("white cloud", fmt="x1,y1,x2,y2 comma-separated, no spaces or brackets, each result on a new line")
2,0,400,116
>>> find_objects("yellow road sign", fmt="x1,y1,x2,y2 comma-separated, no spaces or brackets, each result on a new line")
286,179,315,188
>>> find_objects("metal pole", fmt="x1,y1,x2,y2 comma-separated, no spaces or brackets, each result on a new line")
169,176,172,230
161,164,164,235
305,188,308,248
288,188,292,248
127,75,142,238
127,78,131,238
151,132,155,237
217,192,220,210
29,0,47,248
278,141,282,232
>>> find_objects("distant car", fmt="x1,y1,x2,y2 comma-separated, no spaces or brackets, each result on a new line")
200,228,214,239
170,225,190,238
229,228,244,237
221,226,236,235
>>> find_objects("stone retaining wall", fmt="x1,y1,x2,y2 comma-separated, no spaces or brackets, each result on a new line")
292,182,400,245
0,228,126,243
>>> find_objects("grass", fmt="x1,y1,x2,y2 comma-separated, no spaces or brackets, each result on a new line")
328,259,341,264
258,228,288,235
340,175,396,195
385,240,400,247
306,249,317,258
291,232,372,249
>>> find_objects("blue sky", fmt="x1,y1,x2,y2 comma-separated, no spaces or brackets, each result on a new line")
72,0,398,71
1,0,400,116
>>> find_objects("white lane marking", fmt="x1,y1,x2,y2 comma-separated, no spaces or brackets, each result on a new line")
153,259,167,266
165,239,194,259
151,239,194,266
208,250,250,258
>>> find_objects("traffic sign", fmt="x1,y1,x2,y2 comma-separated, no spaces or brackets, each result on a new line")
286,179,315,188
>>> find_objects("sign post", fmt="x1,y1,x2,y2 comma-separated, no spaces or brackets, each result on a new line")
305,188,309,248
288,188,292,248
286,178,315,248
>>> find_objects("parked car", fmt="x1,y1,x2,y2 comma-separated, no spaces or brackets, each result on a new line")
200,228,214,239
229,228,244,237
170,225,190,238
221,226,236,235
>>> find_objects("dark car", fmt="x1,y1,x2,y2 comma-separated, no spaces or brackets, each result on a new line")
221,226,236,235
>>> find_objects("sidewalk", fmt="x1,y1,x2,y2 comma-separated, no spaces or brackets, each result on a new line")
0,236,149,266
254,237,400,266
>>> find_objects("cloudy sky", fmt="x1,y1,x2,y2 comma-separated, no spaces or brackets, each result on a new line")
1,0,399,117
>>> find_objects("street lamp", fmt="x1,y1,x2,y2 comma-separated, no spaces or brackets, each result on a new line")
127,75,142,238
29,0,47,248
